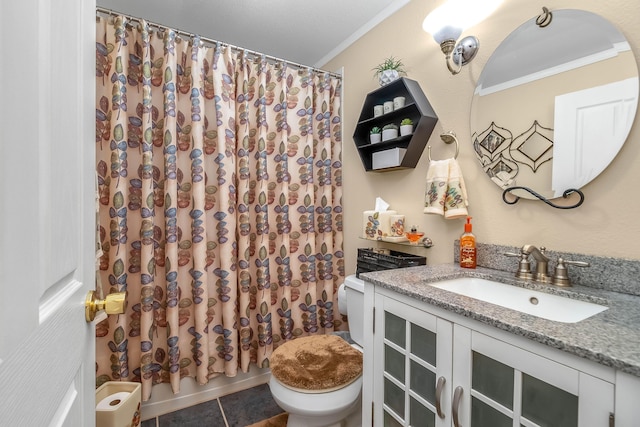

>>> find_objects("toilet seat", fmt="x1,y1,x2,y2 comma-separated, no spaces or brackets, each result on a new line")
275,372,361,394
270,335,363,393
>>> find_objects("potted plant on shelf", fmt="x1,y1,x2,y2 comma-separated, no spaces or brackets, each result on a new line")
382,123,399,141
400,118,414,136
370,126,382,144
372,56,407,86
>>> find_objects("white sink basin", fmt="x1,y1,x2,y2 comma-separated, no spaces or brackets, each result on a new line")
429,277,607,323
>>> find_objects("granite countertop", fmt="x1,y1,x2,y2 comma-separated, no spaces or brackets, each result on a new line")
360,264,640,377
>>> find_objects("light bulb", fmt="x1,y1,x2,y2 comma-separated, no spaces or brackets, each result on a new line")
423,0,504,43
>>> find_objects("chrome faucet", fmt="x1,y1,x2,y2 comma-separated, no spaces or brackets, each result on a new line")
521,245,550,283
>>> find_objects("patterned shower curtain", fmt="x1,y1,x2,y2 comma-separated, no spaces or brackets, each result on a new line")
95,15,344,400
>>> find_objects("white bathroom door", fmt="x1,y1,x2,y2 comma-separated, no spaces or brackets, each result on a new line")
0,0,97,425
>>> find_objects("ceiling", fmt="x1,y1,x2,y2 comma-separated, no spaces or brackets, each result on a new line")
97,0,409,68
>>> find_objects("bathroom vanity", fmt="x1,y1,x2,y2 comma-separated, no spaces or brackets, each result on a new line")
360,261,640,427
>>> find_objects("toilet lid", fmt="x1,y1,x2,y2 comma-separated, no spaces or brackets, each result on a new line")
270,335,363,393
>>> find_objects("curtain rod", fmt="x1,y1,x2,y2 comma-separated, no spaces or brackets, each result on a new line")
96,6,342,79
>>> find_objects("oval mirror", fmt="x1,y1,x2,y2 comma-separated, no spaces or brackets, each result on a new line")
470,9,639,201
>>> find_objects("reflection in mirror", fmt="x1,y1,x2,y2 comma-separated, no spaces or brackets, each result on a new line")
470,9,639,201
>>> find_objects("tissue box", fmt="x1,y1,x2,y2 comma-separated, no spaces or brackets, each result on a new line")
372,148,406,169
363,210,397,240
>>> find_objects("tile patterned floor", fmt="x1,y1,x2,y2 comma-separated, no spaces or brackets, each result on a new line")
141,383,284,427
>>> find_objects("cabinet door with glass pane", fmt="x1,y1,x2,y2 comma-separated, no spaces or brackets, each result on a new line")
453,328,615,427
373,293,453,427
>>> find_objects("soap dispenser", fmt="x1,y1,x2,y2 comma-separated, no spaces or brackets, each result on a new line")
460,216,476,269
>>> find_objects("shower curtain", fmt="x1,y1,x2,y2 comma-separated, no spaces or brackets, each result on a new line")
95,15,344,400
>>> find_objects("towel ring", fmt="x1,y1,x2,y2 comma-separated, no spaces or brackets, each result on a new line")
428,131,459,161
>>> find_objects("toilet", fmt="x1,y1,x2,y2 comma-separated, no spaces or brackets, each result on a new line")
268,274,365,427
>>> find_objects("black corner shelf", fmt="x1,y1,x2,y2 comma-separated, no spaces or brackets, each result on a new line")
353,78,438,171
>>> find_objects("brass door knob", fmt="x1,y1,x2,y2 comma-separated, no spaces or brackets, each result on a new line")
85,290,127,322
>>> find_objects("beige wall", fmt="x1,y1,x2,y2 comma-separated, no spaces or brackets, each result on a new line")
322,0,640,275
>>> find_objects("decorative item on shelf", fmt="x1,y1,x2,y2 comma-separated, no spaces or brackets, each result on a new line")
422,0,504,75
362,197,397,240
370,127,382,144
372,148,406,169
373,214,409,242
383,101,394,114
373,104,384,117
400,118,414,136
372,56,407,86
382,123,399,141
393,96,406,109
406,226,425,245
389,215,405,237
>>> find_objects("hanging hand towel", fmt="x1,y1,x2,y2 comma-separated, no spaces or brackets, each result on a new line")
423,159,451,216
443,158,469,219
424,158,469,219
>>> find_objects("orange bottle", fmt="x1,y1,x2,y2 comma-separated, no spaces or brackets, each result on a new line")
460,216,477,269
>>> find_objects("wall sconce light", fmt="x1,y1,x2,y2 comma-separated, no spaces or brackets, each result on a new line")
422,0,503,75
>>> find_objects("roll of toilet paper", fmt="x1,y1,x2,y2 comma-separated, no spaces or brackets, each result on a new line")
338,284,348,315
96,391,131,411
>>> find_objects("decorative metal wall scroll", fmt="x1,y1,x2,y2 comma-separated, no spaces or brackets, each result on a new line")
502,187,585,209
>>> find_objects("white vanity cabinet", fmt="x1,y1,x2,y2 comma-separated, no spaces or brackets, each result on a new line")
366,286,622,427
451,327,613,427
372,291,453,426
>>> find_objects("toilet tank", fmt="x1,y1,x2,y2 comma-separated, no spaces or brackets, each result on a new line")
343,275,365,347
